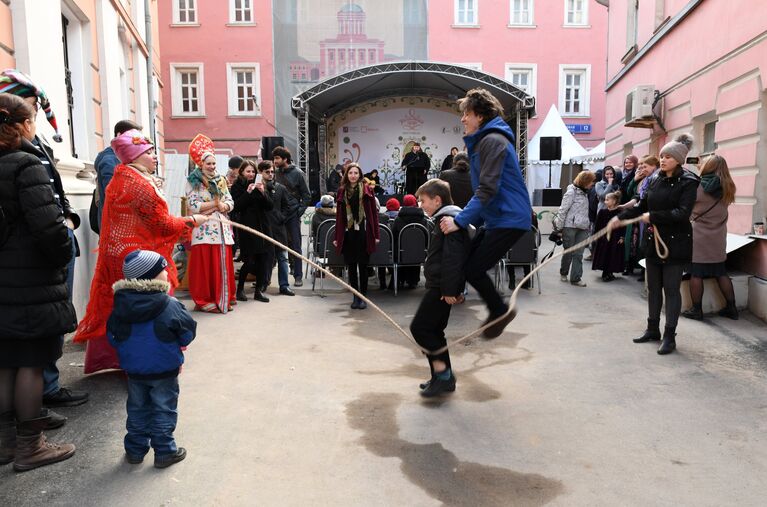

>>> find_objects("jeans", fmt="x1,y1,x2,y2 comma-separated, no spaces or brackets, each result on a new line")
124,376,179,458
465,228,527,315
285,215,303,280
560,227,589,283
646,260,684,328
277,249,290,289
43,227,76,396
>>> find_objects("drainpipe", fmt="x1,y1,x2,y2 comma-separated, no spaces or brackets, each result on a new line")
144,0,156,145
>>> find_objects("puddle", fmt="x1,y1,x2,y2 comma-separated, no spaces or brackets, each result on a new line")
346,393,564,506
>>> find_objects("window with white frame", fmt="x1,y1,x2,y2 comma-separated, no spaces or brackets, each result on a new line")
173,0,197,24
454,0,478,25
227,63,261,116
461,62,483,71
230,0,253,24
171,64,204,116
564,0,588,26
510,0,533,25
559,65,590,116
505,64,537,98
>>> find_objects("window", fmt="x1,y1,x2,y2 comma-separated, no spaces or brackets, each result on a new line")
173,0,197,24
703,121,717,154
369,49,376,63
510,0,533,25
328,49,335,65
461,62,483,71
627,0,639,49
505,64,537,98
171,64,204,116
359,49,366,65
564,0,588,26
230,0,253,24
455,0,478,25
227,64,260,116
559,65,590,116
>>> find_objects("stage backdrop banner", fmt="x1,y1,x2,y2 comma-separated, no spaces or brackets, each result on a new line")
336,107,463,193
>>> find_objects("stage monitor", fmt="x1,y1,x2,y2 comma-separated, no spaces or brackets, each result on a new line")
540,136,562,161
533,188,563,207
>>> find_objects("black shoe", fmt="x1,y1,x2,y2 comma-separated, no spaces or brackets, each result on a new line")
41,408,66,430
633,319,661,343
357,298,368,310
718,301,739,320
351,296,360,309
253,291,270,303
43,387,89,408
279,287,295,296
657,327,676,355
235,290,248,302
420,373,456,398
259,284,269,293
482,306,517,339
125,454,144,464
681,305,703,320
154,447,186,469
419,378,431,390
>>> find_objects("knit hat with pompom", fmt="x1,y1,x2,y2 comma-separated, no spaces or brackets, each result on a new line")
660,133,694,166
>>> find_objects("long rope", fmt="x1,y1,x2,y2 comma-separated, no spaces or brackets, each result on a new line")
211,215,666,356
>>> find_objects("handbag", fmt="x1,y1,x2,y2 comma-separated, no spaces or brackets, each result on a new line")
548,229,563,245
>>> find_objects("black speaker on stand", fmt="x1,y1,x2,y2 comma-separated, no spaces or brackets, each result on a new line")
261,136,285,160
534,136,563,206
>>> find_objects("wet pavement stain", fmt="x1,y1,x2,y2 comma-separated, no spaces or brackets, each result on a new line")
568,321,597,330
346,393,564,506
529,311,549,316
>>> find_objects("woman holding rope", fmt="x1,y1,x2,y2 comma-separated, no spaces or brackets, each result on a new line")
609,134,699,355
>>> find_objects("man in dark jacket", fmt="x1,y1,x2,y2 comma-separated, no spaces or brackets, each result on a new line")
440,88,532,339
401,143,431,195
0,69,88,412
410,179,471,397
326,163,344,195
94,120,142,230
260,160,295,296
439,151,473,208
273,146,310,287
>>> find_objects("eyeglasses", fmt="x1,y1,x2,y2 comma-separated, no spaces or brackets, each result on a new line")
262,170,274,174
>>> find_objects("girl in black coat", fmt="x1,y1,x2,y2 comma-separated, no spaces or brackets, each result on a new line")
231,160,273,302
0,94,76,469
611,134,699,355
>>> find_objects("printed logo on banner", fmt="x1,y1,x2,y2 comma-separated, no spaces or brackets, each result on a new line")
400,109,425,132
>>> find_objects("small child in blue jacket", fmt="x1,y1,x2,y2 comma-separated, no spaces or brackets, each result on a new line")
410,179,471,397
107,250,197,468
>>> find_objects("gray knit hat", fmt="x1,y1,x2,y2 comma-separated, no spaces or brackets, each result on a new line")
660,133,694,165
123,250,168,280
320,194,335,208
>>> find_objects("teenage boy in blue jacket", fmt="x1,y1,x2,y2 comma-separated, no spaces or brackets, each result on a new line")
107,250,197,469
440,88,532,339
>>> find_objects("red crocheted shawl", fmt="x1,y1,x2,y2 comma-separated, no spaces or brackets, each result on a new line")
74,165,192,343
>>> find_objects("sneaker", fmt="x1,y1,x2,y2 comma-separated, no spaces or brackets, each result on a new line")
571,280,587,287
294,278,304,287
420,373,456,398
43,387,89,408
154,448,186,469
560,275,568,282
41,409,67,430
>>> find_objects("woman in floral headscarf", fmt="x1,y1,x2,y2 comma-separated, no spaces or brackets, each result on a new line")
75,130,208,373
185,134,236,313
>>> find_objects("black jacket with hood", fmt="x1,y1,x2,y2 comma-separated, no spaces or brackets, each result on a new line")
424,205,471,297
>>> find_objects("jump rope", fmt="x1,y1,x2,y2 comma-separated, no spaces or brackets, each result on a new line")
211,214,667,357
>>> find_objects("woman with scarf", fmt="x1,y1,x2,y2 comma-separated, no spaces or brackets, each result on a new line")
621,156,655,276
75,130,207,373
185,134,236,313
682,155,738,320
334,163,379,309
555,170,596,287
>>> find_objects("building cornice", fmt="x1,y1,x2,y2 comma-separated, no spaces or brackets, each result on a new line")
605,0,703,91
109,0,148,58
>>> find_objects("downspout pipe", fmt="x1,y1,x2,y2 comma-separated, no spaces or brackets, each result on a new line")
144,0,156,146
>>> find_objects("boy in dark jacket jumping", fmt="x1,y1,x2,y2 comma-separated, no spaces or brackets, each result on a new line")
107,250,197,468
410,180,471,397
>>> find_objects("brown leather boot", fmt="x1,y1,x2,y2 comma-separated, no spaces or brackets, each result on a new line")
0,411,15,465
13,414,75,472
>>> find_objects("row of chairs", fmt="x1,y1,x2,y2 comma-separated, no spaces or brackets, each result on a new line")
493,226,542,294
309,219,431,296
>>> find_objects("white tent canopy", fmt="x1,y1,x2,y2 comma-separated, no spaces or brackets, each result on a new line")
526,105,604,193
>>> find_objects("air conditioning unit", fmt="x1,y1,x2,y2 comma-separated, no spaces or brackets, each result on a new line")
625,85,655,128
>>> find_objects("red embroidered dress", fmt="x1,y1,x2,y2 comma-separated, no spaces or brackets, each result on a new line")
74,164,193,373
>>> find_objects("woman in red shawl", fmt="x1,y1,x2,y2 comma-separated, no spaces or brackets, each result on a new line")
74,130,208,373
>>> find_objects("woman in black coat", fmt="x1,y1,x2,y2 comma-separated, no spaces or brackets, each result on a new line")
0,93,76,469
231,159,273,302
610,134,699,355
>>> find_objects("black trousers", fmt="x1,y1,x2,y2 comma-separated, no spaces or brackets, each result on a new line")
410,288,453,373
347,262,368,295
646,260,684,328
466,227,527,315
237,253,269,291
405,169,426,195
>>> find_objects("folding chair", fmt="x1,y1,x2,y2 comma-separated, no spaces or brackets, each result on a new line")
394,223,429,296
496,226,541,294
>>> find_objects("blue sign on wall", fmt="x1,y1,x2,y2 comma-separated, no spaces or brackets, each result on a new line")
566,124,592,135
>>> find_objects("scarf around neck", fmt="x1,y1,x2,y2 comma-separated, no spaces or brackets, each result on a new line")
700,174,722,196
345,183,365,230
187,167,228,198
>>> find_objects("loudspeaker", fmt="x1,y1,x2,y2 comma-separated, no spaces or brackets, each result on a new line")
533,188,563,207
540,136,562,161
261,136,285,160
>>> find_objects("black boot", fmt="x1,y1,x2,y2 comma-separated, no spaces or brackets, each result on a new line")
657,326,676,355
681,304,703,320
235,289,248,302
420,371,456,398
253,291,270,303
357,295,368,310
633,319,661,343
718,301,739,320
350,295,360,309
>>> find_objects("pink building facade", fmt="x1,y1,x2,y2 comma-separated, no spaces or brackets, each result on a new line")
158,0,275,156
428,0,608,149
